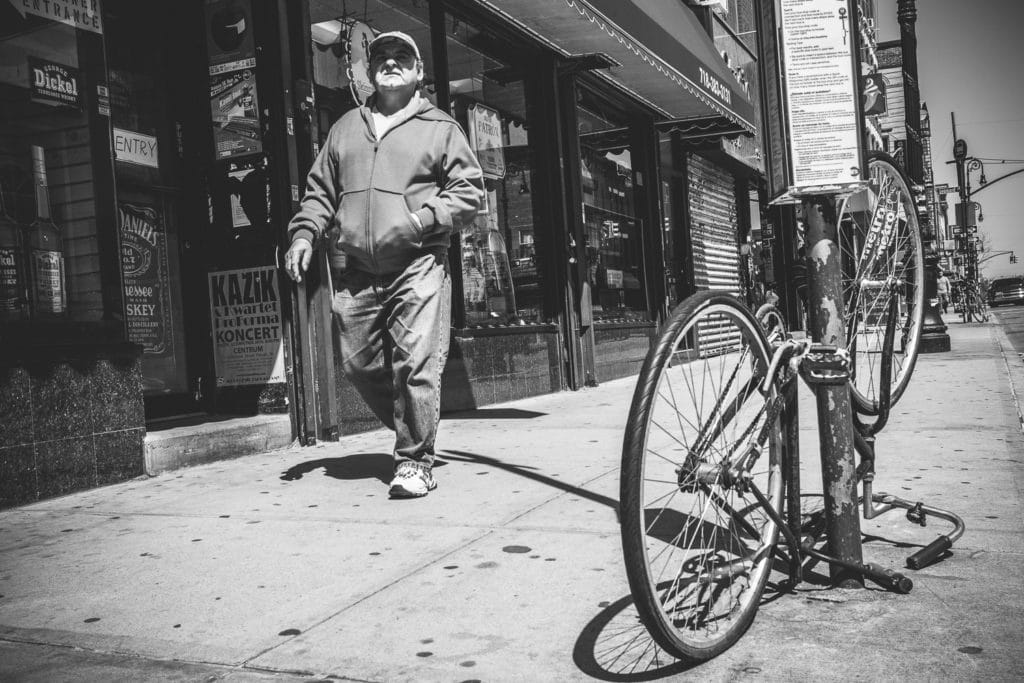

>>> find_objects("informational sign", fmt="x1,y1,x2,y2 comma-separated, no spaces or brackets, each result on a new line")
7,0,103,34
209,68,261,159
113,128,159,168
467,103,506,180
775,0,865,201
28,58,81,109
208,265,285,387
119,202,173,356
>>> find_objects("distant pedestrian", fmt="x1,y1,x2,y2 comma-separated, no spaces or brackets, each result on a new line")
283,30,484,498
937,272,952,314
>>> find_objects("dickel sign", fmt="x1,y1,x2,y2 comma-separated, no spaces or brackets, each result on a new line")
29,58,81,110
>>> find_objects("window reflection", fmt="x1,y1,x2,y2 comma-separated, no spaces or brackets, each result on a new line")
0,20,106,323
577,90,646,321
445,14,542,326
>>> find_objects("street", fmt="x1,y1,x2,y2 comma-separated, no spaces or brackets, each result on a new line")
991,304,1024,353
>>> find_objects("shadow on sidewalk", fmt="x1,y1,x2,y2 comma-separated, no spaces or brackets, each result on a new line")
572,592,693,681
279,452,394,485
441,448,620,519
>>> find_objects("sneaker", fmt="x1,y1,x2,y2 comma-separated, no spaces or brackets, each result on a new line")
389,461,437,498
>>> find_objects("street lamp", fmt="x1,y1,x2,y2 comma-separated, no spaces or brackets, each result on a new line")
966,157,987,194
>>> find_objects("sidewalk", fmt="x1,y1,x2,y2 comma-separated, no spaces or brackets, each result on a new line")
1,322,1022,682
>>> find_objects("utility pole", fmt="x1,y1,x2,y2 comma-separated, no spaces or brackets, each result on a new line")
899,0,950,352
951,113,978,284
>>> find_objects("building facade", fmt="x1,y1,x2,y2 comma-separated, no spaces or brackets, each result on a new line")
0,0,771,508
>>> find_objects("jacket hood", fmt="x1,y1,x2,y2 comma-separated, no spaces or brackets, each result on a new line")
359,93,451,132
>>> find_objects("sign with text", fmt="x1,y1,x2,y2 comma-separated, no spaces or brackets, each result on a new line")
774,0,865,202
119,202,173,356
113,128,159,168
209,67,262,159
28,58,81,109
208,265,285,387
467,103,505,180
7,0,103,34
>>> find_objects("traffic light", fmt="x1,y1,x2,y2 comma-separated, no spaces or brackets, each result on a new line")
914,188,928,217
1012,253,1019,264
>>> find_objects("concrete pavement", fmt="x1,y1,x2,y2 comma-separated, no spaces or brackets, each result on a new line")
1,320,1022,681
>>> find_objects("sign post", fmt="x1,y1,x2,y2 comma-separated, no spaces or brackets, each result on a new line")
775,0,866,588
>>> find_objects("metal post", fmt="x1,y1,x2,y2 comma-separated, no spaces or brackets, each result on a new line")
782,374,802,581
802,196,864,588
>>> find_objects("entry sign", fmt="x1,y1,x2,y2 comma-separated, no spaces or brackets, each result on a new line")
773,0,866,202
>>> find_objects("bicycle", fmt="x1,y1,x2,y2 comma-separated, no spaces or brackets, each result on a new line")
619,158,959,663
960,282,989,323
619,289,964,662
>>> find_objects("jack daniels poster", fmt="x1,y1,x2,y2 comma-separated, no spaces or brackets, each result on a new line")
118,201,174,357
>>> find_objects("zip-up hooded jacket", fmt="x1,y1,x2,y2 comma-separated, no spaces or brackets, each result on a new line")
288,95,484,275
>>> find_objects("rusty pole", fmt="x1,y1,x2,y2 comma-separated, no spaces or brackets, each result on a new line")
802,196,864,588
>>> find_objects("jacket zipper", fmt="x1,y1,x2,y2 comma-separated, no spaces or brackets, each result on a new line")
363,105,424,273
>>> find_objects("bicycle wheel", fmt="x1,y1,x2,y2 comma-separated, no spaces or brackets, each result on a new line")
837,151,924,414
755,302,788,345
975,294,990,323
621,291,784,662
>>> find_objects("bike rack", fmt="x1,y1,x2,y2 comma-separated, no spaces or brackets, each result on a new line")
787,291,966,593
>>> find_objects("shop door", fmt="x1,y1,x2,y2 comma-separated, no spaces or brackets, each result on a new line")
112,0,299,425
104,0,211,421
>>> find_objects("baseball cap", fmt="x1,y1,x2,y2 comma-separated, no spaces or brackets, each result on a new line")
367,30,421,61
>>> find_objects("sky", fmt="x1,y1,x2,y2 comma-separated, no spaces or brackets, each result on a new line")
877,0,1024,279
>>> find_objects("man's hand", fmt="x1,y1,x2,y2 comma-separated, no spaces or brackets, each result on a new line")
284,238,314,283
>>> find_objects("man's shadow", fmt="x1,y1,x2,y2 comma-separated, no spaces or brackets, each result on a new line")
280,453,395,485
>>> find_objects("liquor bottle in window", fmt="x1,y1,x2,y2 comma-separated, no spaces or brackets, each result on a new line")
27,145,66,318
0,179,27,321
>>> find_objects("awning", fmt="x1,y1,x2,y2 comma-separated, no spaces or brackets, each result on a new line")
473,0,757,135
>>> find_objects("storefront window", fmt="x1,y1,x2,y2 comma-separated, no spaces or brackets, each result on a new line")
0,8,116,326
577,89,646,322
445,13,543,327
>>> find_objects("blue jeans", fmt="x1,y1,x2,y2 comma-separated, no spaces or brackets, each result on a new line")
332,252,451,467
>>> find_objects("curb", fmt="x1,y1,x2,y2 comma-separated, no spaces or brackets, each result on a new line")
992,323,1024,433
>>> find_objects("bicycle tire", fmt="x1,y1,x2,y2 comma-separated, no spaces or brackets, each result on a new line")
975,294,990,323
837,151,924,414
621,291,784,662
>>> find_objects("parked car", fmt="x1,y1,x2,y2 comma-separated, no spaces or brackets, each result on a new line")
987,276,1024,307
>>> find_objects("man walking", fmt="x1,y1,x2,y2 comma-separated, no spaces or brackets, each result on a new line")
937,271,951,314
283,31,483,498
